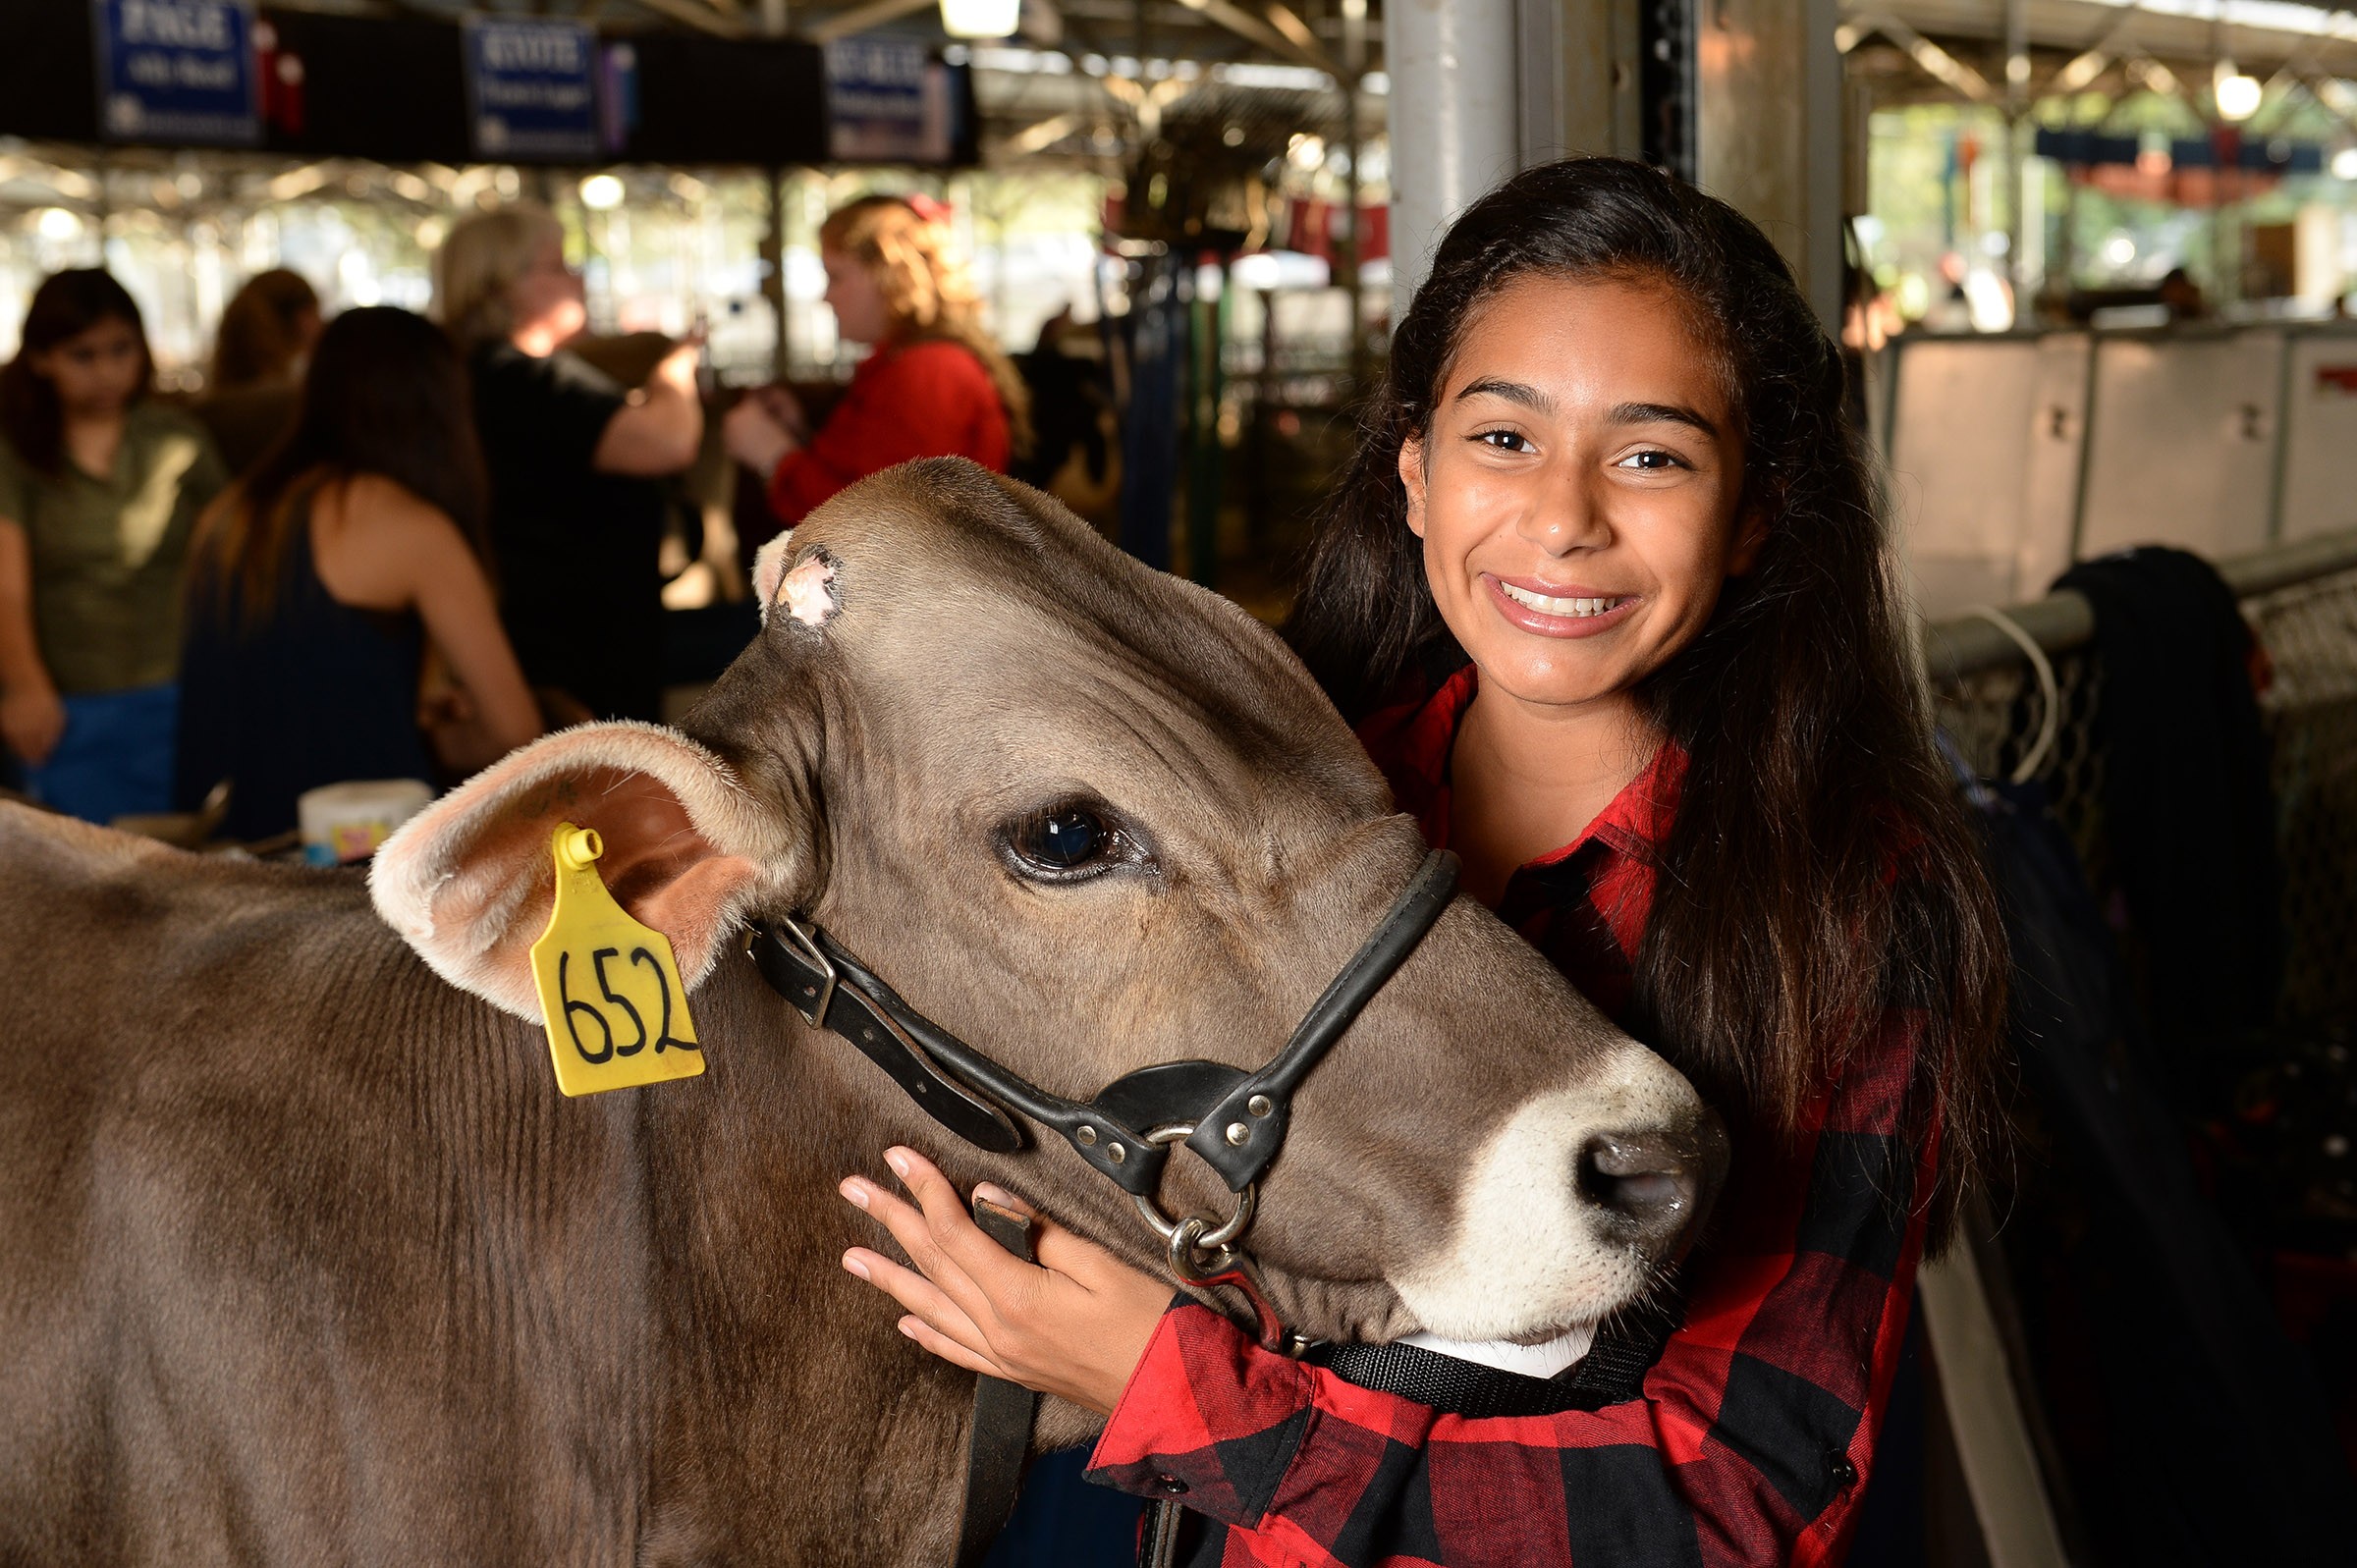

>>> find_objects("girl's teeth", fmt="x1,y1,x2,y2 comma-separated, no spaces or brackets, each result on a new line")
1500,582,1626,618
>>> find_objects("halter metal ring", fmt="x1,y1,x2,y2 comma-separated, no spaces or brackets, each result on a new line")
1130,1123,1257,1254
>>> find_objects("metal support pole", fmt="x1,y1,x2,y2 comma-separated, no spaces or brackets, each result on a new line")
2004,0,2028,301
1340,75,1367,389
1340,0,1369,384
761,166,790,380
1693,0,1845,330
1384,0,1518,312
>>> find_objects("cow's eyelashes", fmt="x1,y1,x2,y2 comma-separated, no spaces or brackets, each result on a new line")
1000,802,1145,883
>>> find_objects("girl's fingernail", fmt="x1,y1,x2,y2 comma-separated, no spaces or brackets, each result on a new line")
898,1316,922,1338
843,1252,871,1280
974,1183,1014,1208
885,1148,911,1178
840,1178,869,1209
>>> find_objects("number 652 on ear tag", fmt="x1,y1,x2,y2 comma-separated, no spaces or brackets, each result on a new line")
529,823,703,1097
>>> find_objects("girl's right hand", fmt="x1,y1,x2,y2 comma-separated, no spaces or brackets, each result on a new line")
1,678,66,767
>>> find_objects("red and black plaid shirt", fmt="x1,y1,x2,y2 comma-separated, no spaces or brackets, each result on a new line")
1085,664,1935,1567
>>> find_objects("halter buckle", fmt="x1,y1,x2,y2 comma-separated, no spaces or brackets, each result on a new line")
773,916,839,1027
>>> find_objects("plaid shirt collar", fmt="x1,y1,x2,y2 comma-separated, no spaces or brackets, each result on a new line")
1356,662,1683,878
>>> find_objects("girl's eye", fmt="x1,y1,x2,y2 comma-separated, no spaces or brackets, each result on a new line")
1619,450,1684,471
1475,429,1534,453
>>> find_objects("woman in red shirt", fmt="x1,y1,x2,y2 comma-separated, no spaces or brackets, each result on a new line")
724,194,1032,524
835,159,2008,1567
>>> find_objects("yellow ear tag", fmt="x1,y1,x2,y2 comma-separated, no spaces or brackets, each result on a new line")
528,823,704,1098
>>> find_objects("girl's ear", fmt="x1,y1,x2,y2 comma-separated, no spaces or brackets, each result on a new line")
1397,436,1430,539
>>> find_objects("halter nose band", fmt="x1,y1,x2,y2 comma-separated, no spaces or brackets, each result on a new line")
749,848,1461,1207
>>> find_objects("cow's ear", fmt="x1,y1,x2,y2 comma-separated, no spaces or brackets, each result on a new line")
370,721,808,1018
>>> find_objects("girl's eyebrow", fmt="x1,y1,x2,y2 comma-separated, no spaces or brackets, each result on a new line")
1454,376,1554,412
1454,379,1720,439
1611,401,1720,437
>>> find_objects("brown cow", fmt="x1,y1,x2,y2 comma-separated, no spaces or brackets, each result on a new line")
0,460,1720,1565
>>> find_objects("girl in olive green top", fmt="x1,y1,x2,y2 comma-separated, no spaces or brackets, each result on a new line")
0,270,225,823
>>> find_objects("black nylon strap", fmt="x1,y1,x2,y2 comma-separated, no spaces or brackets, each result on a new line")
1304,1341,1616,1419
954,1198,1040,1568
1304,1296,1681,1420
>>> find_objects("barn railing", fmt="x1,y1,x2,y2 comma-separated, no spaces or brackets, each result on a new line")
1924,528,2357,1023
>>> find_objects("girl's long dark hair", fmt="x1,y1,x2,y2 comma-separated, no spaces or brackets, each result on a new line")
1288,158,2004,1250
0,269,153,475
192,306,489,623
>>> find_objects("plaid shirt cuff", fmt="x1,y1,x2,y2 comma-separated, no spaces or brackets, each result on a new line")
1086,1297,1321,1528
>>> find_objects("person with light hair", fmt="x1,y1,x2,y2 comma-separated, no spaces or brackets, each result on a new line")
434,202,701,724
723,193,1030,528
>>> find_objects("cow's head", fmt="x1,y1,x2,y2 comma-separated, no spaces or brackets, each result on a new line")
372,460,1723,1350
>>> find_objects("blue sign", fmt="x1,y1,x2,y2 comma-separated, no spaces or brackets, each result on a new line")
826,38,949,163
464,18,599,162
90,0,259,147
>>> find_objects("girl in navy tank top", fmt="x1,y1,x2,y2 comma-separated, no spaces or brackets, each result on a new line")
177,307,540,843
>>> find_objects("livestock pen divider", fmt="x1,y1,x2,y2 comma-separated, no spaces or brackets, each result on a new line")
1914,528,2357,1566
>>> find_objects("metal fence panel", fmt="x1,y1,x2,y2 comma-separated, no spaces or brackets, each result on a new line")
1889,333,2088,615
1934,554,2357,1024
2078,330,2283,563
2276,332,2357,544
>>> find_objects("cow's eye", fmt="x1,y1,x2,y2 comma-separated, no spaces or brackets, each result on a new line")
1005,802,1134,882
1020,807,1107,868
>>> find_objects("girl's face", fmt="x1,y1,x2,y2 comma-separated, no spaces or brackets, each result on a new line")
507,232,586,347
31,315,145,418
822,244,894,346
1402,273,1759,716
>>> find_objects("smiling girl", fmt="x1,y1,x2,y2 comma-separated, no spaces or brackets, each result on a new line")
840,159,2007,1566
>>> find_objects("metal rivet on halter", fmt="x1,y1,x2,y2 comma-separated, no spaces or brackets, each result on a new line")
1247,1095,1274,1117
1075,1125,1098,1147
1224,1122,1250,1146
1107,1143,1125,1163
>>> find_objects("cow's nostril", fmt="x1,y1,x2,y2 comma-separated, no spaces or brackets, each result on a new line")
1578,1132,1701,1238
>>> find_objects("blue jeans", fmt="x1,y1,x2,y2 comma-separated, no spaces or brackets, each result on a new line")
985,1447,1146,1567
24,682,179,825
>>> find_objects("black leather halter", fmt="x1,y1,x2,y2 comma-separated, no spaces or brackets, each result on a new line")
749,848,1459,1267
750,848,1459,1568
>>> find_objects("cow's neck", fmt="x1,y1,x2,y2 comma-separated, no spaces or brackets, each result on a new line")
624,950,986,1565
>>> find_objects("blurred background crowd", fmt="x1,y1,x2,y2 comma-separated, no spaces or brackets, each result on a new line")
20,2,2357,843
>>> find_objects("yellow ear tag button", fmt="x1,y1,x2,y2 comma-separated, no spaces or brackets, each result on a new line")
528,823,704,1098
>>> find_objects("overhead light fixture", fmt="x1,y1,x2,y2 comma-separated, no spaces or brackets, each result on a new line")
579,173,625,210
2334,145,2357,181
2215,60,2262,122
941,0,1019,39
34,206,82,242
